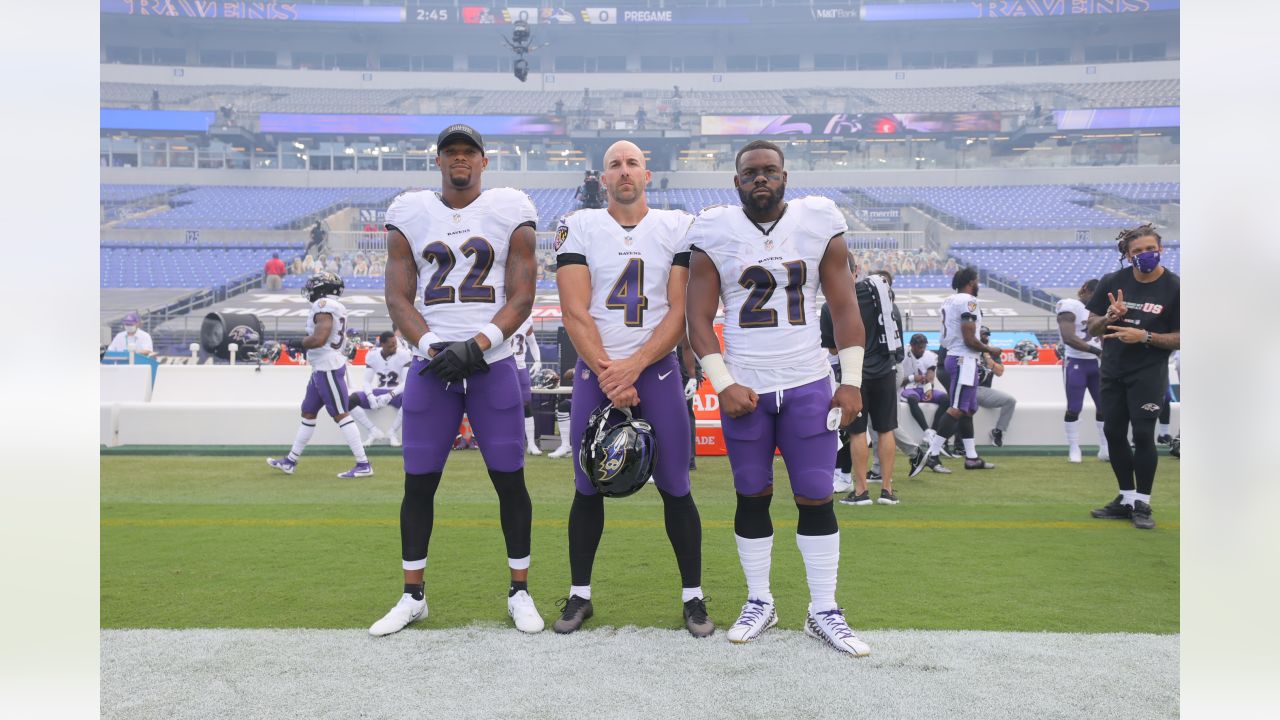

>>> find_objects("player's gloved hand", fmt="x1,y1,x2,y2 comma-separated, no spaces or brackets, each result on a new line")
831,384,863,428
684,378,699,400
370,392,393,410
719,384,758,419
422,339,488,382
285,339,306,356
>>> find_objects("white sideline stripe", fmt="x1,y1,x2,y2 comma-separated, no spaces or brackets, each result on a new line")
102,628,1178,720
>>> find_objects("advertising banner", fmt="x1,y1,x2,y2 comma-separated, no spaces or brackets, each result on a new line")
1053,106,1180,130
256,113,565,136
861,0,1179,22
100,0,405,23
700,112,1002,136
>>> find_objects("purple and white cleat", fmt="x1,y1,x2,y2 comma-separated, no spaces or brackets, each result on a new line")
338,461,374,479
266,457,296,475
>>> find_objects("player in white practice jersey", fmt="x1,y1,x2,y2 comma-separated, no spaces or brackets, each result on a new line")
267,271,372,478
686,139,872,655
347,331,414,447
509,317,545,454
1056,278,1107,463
371,124,543,637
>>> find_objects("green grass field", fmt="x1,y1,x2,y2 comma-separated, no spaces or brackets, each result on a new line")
101,451,1179,634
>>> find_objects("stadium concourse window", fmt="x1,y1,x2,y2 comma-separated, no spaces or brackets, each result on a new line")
857,53,889,70
141,140,167,168
684,56,714,72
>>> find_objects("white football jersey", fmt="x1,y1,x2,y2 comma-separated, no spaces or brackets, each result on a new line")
940,292,982,359
510,317,534,369
306,297,349,371
384,187,539,364
1055,297,1101,360
556,207,695,359
365,345,413,389
686,196,846,394
902,349,938,389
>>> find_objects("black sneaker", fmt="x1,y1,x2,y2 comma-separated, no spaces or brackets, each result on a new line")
1169,436,1180,458
963,457,995,470
1131,500,1155,529
839,490,872,506
926,455,952,474
1157,434,1174,446
683,597,715,638
1090,495,1133,520
876,489,899,505
990,428,1004,447
552,595,593,634
866,469,882,482
908,446,931,478
950,441,965,458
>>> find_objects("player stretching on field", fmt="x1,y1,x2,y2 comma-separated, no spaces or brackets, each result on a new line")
1056,279,1107,463
1086,225,1179,530
268,271,372,479
553,140,711,637
369,124,544,636
686,140,873,655
347,331,412,447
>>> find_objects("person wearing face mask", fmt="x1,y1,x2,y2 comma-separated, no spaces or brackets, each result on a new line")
106,312,155,358
1084,224,1180,530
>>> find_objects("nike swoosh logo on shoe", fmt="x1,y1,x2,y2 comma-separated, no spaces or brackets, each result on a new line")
658,371,673,380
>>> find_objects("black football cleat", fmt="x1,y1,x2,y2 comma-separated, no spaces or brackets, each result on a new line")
1157,434,1174,446
1131,501,1156,530
989,428,1004,447
963,457,995,470
683,597,715,638
553,595,593,634
1091,495,1133,520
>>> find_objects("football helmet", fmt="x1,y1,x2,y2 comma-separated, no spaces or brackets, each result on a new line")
1053,342,1066,362
259,341,283,363
1013,339,1039,363
532,368,560,389
579,405,656,498
303,271,344,303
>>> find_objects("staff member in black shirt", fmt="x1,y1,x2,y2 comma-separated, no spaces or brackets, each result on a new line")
1085,224,1180,530
822,266,904,506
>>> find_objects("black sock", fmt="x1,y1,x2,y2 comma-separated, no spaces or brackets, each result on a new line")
935,411,959,442
508,580,528,597
568,491,605,586
907,398,928,431
960,415,975,440
488,469,533,561
404,583,424,601
401,472,443,568
659,488,702,589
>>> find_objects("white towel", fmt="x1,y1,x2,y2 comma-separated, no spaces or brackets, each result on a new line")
865,275,902,356
958,356,978,387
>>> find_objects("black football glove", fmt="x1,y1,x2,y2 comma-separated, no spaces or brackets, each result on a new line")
285,338,306,356
421,339,489,382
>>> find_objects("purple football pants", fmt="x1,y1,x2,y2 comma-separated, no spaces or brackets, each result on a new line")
944,355,979,414
351,387,404,410
401,356,525,474
720,376,837,501
301,366,349,418
570,354,691,497
1063,357,1102,415
518,366,532,406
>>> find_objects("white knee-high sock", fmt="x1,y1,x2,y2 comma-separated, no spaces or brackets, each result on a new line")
962,438,978,459
288,419,317,461
337,417,367,463
1096,420,1108,450
390,408,404,436
1064,420,1080,447
349,406,377,433
555,414,571,448
735,534,774,604
524,416,537,448
796,532,840,613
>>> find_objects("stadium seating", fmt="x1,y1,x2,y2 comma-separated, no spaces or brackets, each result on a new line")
113,186,401,230
949,243,1182,288
857,184,1130,229
101,243,304,288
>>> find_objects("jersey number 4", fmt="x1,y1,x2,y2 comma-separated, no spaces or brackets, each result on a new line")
422,237,496,305
738,261,806,328
605,258,648,327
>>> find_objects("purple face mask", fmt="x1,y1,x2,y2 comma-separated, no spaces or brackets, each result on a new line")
1132,250,1161,274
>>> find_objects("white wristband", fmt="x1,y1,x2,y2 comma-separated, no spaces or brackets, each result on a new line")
416,332,442,356
480,322,505,349
698,353,737,393
838,346,864,388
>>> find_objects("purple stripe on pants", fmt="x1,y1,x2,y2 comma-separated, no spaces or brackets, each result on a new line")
570,354,691,497
720,376,837,501
518,366,532,407
401,356,525,475
944,355,979,414
1063,357,1101,415
302,366,349,417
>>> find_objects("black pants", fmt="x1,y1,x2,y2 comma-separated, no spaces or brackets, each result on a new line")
1100,366,1167,496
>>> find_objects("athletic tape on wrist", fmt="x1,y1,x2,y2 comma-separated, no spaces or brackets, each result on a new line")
698,353,737,393
838,346,864,388
416,332,442,356
480,323,505,349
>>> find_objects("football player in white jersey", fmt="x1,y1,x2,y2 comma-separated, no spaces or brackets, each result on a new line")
900,333,951,456
909,267,1001,476
267,272,372,478
509,317,545,455
347,331,413,447
370,124,543,637
552,140,711,637
1056,278,1107,462
686,140,872,655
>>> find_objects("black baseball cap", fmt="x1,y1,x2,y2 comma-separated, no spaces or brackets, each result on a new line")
436,124,484,153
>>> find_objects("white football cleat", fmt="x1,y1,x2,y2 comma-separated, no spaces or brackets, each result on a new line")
389,433,402,448
547,445,572,459
527,444,543,456
266,457,296,475
369,593,427,636
1097,446,1110,462
832,469,853,494
805,606,871,657
365,428,388,446
507,590,545,633
727,598,778,644
1068,445,1082,463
